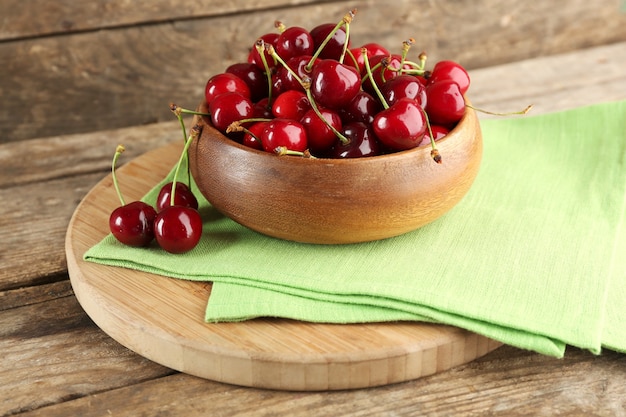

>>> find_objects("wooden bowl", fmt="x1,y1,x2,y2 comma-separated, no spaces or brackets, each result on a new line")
188,101,482,244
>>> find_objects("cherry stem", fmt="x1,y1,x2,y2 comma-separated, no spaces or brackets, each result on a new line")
339,9,356,63
418,107,442,164
418,51,428,70
226,118,273,133
305,9,356,70
267,44,305,87
111,144,126,206
170,103,189,143
399,38,414,73
170,125,201,207
274,20,286,33
362,48,389,110
301,76,350,145
344,48,360,70
465,103,534,116
255,40,274,105
274,146,316,158
170,103,206,189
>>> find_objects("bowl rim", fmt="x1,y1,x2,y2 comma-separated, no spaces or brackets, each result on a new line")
193,99,476,166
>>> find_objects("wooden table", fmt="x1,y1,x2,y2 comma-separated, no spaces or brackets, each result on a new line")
2,36,626,417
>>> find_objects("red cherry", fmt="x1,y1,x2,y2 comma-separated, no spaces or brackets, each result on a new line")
310,59,361,110
331,122,381,158
271,90,311,120
362,54,412,95
225,62,267,102
248,32,280,70
252,98,273,119
425,80,466,126
346,42,390,74
380,74,427,107
242,121,267,150
209,92,254,133
372,98,427,151
427,60,470,94
310,23,350,60
154,206,203,254
108,145,157,247
260,118,308,153
156,182,199,212
418,125,450,147
272,55,317,94
300,107,342,155
204,73,250,105
109,201,157,247
341,91,382,125
275,26,314,61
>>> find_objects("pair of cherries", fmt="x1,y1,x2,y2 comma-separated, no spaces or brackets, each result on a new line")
202,10,471,161
108,144,202,254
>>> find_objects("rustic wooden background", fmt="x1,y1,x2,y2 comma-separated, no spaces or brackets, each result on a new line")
1,0,626,145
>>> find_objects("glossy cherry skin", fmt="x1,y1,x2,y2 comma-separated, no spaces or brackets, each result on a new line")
310,59,361,110
346,42,390,74
272,55,317,94
271,90,311,120
225,62,267,102
276,26,314,61
427,60,470,94
331,122,381,158
242,121,267,150
205,73,251,105
418,124,450,147
209,92,254,133
372,98,427,151
380,74,427,107
300,107,342,155
425,80,466,126
260,118,308,153
341,91,382,125
154,206,203,254
248,32,280,70
309,23,350,60
252,98,273,119
362,54,411,95
156,182,199,212
109,201,157,247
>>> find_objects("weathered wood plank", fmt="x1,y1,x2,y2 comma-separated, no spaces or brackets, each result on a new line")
0,0,317,40
0,119,181,189
0,292,175,416
469,41,626,118
1,0,625,143
0,280,73,311
0,122,179,291
13,346,626,416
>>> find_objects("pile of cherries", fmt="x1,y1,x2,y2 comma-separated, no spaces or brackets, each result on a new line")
204,9,471,160
108,9,475,254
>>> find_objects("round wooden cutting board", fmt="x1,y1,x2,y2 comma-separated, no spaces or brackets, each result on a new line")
65,141,501,391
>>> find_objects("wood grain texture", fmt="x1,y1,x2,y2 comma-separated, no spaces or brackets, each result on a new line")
2,0,625,143
0,0,318,40
65,141,500,391
0,287,174,416
12,347,626,417
0,121,179,291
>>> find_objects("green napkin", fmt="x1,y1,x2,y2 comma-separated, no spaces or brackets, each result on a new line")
85,99,626,358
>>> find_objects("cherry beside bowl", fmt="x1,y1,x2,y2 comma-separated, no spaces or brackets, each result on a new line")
188,100,482,244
